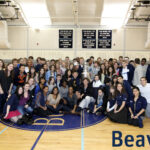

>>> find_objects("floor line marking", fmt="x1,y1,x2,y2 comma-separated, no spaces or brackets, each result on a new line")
0,126,8,135
81,110,84,150
31,125,47,150
81,128,84,150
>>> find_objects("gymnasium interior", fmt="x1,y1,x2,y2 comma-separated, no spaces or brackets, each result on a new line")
0,0,150,150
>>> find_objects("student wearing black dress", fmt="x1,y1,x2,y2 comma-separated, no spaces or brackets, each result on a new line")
0,63,14,114
107,83,128,124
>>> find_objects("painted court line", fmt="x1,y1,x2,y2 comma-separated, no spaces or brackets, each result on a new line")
0,126,8,135
81,110,84,150
81,127,84,150
31,126,47,150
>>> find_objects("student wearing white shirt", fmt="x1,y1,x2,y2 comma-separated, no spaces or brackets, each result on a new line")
90,61,100,80
92,75,103,88
92,75,103,100
138,77,150,118
121,61,129,81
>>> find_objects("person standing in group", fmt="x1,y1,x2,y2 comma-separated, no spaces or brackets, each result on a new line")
0,59,5,71
0,63,14,114
12,64,27,94
124,57,135,85
138,77,150,118
146,63,150,83
132,58,143,86
141,58,148,77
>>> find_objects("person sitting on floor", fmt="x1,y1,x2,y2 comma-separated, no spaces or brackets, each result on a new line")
46,86,62,114
92,75,103,100
17,83,33,115
88,88,108,115
59,80,68,98
106,86,116,113
128,86,147,128
34,86,51,117
3,86,23,123
60,86,78,114
107,83,128,124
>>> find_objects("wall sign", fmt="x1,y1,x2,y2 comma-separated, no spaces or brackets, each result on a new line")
98,30,112,49
59,30,73,48
82,30,96,48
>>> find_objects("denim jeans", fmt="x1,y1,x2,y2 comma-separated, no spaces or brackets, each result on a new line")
17,105,33,115
47,104,63,114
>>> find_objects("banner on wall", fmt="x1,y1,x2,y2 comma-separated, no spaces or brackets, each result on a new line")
59,30,73,48
82,30,96,49
98,30,112,49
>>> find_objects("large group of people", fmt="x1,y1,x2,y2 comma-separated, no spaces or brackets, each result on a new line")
0,56,150,128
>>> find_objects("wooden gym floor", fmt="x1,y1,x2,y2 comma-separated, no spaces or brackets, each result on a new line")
0,117,149,150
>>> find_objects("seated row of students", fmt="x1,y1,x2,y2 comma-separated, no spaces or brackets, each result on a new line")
107,85,147,128
2,75,147,128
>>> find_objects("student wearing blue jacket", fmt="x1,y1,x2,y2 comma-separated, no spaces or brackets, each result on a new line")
34,86,51,117
146,64,150,83
128,86,147,128
45,65,57,82
107,83,128,124
117,75,133,106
